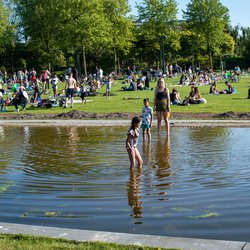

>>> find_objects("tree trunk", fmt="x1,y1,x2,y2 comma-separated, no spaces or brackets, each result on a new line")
114,47,117,74
209,49,213,71
82,45,87,77
117,58,120,73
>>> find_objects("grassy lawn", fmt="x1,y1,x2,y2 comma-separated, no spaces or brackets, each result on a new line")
1,73,249,116
0,234,178,250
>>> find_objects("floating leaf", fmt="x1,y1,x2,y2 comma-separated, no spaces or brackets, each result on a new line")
0,181,15,193
171,207,192,212
188,213,220,219
44,211,60,217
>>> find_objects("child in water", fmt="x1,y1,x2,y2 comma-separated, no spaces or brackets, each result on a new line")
141,98,153,142
126,117,143,168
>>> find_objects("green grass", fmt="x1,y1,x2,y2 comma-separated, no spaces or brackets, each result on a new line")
1,74,250,116
0,234,178,250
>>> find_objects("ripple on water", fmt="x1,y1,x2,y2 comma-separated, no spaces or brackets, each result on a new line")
0,126,250,242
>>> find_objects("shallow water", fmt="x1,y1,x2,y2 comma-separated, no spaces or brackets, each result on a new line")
0,126,249,242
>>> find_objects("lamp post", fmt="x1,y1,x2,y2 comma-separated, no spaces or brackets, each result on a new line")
161,35,167,74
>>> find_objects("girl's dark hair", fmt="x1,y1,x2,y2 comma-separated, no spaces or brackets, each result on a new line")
131,116,141,129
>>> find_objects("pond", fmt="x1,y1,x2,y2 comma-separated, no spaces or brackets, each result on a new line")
0,126,249,242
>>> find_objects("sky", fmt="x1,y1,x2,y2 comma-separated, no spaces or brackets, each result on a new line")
128,0,250,28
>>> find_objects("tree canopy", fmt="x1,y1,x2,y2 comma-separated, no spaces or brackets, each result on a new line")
183,0,230,69
0,0,249,72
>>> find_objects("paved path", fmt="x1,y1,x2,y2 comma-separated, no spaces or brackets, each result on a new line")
0,222,249,250
0,119,250,127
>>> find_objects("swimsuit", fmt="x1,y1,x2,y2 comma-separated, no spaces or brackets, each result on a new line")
156,88,168,112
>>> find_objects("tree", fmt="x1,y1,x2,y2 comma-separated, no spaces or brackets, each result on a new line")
57,0,111,76
0,0,10,53
102,0,135,73
14,0,63,71
183,0,230,70
136,0,179,70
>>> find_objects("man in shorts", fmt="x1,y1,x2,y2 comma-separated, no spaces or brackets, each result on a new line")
64,73,77,108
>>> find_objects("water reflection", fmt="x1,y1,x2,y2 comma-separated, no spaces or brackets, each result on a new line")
127,167,143,220
67,127,80,156
0,127,4,139
0,126,250,242
154,136,172,178
142,142,152,166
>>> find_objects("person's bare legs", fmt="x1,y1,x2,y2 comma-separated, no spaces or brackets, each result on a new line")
128,149,136,168
156,111,162,136
134,148,143,168
163,111,170,135
143,129,146,142
147,128,151,142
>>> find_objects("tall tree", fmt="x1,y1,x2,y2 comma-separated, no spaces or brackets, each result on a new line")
14,0,62,70
102,0,135,73
57,0,110,76
136,0,179,70
183,0,230,70
0,0,10,53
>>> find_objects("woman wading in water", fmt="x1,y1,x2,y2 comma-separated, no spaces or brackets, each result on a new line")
154,78,171,136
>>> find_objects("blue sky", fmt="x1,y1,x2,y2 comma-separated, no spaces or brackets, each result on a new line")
128,0,250,27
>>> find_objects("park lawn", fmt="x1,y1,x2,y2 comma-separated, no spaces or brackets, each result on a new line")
1,74,249,115
0,234,178,250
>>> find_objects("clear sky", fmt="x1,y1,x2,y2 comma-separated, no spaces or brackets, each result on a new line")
128,0,250,28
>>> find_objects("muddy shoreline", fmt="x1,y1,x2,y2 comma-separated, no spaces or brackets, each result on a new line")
0,110,250,120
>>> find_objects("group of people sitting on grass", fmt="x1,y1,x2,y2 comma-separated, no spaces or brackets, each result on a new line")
1,84,29,112
209,81,236,95
170,81,237,106
121,78,152,91
170,86,207,106
178,68,241,87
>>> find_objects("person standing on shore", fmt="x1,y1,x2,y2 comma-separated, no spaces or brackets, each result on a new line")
154,78,171,136
126,117,143,168
64,73,77,108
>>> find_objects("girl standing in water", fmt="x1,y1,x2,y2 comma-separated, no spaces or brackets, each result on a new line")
154,78,171,136
126,117,143,168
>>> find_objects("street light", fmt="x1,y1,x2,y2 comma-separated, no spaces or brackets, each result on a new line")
161,35,167,74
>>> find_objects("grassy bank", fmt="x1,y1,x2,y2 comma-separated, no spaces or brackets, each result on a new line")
1,74,249,115
0,234,178,250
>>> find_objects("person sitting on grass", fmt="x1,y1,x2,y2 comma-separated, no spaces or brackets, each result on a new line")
12,86,28,111
137,79,144,90
224,81,236,94
187,85,196,104
209,81,223,95
183,86,206,104
193,86,207,103
121,79,137,91
170,87,182,105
